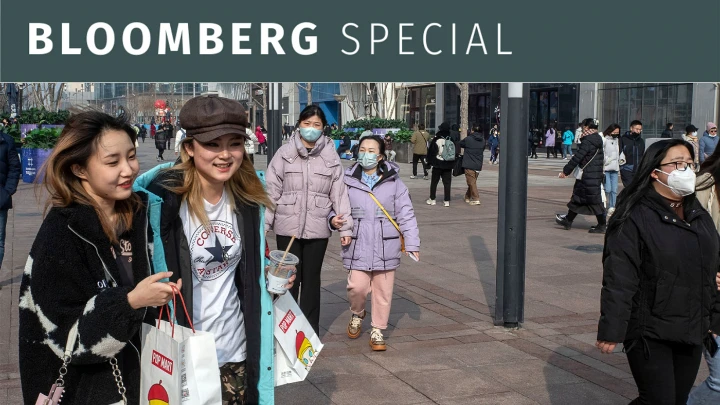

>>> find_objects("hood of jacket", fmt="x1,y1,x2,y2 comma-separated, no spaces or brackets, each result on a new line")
344,161,400,189
438,122,450,132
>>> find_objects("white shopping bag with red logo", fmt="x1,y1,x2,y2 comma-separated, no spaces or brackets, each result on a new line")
140,289,221,404
273,293,324,386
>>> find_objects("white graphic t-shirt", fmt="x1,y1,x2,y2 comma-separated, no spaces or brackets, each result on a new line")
181,190,246,365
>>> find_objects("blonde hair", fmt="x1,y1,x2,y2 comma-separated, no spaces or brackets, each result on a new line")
38,110,140,244
162,137,274,229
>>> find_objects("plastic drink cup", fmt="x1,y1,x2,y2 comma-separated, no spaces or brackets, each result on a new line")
266,250,299,294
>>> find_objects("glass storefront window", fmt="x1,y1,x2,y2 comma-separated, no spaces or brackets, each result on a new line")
599,83,693,137
396,85,436,129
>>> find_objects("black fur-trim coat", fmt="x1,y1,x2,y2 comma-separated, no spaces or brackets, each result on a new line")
563,132,605,206
19,194,153,405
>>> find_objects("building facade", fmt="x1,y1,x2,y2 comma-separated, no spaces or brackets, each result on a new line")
93,83,208,123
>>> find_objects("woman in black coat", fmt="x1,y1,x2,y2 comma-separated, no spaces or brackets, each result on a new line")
459,126,485,205
596,139,720,404
555,118,606,233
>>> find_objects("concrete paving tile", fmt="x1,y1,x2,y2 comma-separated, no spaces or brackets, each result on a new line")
480,359,585,388
388,337,464,351
570,354,633,380
275,381,333,404
306,354,392,384
314,374,430,405
437,392,540,405
439,341,535,366
396,367,512,401
365,346,467,373
514,382,630,404
414,328,481,341
387,309,459,329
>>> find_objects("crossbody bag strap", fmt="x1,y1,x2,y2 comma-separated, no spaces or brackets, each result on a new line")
368,192,405,253
582,148,600,170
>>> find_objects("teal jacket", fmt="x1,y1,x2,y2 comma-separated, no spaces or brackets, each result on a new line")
133,162,274,404
562,130,575,145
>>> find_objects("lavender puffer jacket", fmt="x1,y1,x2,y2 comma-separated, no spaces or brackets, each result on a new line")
342,162,420,271
265,134,353,239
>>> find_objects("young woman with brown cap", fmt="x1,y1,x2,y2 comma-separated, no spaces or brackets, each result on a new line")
134,94,289,404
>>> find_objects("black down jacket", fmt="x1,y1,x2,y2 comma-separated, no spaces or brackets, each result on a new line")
562,132,604,206
459,132,485,171
597,189,720,345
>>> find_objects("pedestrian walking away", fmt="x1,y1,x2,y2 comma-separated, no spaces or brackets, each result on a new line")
155,126,168,161
619,120,645,187
19,111,179,404
661,122,674,138
688,142,720,404
700,122,718,164
460,126,485,205
530,128,541,159
562,126,575,159
426,122,459,207
488,129,500,164
602,123,622,216
555,118,606,233
265,104,353,334
134,94,285,404
0,127,20,269
596,139,720,405
410,124,431,179
544,125,557,158
341,135,420,351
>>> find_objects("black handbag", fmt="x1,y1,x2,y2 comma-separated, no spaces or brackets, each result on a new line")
452,156,464,176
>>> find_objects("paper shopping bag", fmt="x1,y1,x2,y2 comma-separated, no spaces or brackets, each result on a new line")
274,339,304,387
273,294,324,383
140,291,221,404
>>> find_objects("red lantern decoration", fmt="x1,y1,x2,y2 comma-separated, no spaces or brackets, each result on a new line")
154,100,166,109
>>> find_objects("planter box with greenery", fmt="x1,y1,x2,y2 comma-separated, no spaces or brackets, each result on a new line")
1,108,69,150
21,127,61,183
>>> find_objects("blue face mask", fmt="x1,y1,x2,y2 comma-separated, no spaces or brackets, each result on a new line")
358,152,379,169
299,127,323,143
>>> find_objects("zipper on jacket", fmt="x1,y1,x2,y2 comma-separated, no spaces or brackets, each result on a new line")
380,220,386,270
68,225,119,288
350,218,360,268
300,158,310,238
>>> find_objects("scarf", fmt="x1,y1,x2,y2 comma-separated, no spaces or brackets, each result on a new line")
581,128,597,138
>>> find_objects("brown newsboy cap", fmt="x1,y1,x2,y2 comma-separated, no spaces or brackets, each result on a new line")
179,94,249,142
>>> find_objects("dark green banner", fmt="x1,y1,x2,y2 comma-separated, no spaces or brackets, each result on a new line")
1,0,718,81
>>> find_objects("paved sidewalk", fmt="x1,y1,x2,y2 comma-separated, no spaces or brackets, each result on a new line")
0,143,709,404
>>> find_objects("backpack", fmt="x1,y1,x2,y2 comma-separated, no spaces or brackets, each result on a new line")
436,137,456,161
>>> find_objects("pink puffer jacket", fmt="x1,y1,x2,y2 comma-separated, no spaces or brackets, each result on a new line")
265,134,353,239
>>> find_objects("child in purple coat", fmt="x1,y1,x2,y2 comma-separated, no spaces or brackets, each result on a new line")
341,135,421,351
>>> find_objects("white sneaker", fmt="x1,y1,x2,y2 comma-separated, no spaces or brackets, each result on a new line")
607,207,615,217
444,201,450,207
469,200,481,206
464,198,470,203
426,199,436,205
410,175,417,179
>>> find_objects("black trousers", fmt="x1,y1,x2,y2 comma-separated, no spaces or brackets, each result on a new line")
621,169,635,188
546,146,557,158
157,148,165,159
412,154,428,176
530,145,538,158
276,235,329,334
430,168,452,201
625,337,703,405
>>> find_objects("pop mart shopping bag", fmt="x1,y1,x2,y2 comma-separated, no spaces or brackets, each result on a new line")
140,298,221,404
273,293,324,386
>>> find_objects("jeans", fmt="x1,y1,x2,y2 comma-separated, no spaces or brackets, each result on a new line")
626,337,703,405
0,210,7,270
386,150,396,162
604,171,618,209
429,168,452,201
562,144,573,158
688,335,720,404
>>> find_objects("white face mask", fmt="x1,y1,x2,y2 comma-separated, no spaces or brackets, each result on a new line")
655,168,696,197
692,132,698,137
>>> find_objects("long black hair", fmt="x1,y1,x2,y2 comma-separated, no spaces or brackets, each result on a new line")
296,105,328,128
607,139,695,236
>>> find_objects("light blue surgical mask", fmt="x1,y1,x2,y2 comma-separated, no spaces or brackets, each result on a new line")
299,127,323,143
358,152,379,169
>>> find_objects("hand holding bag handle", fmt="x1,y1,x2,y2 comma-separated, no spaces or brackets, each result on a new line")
368,192,405,253
157,285,196,338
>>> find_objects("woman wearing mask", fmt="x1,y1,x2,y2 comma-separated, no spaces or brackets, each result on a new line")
556,118,606,233
134,95,284,404
343,135,420,350
602,124,621,216
688,139,720,404
459,126,485,205
488,129,500,165
596,139,720,404
683,125,700,171
19,111,178,404
265,105,353,334
545,125,557,158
